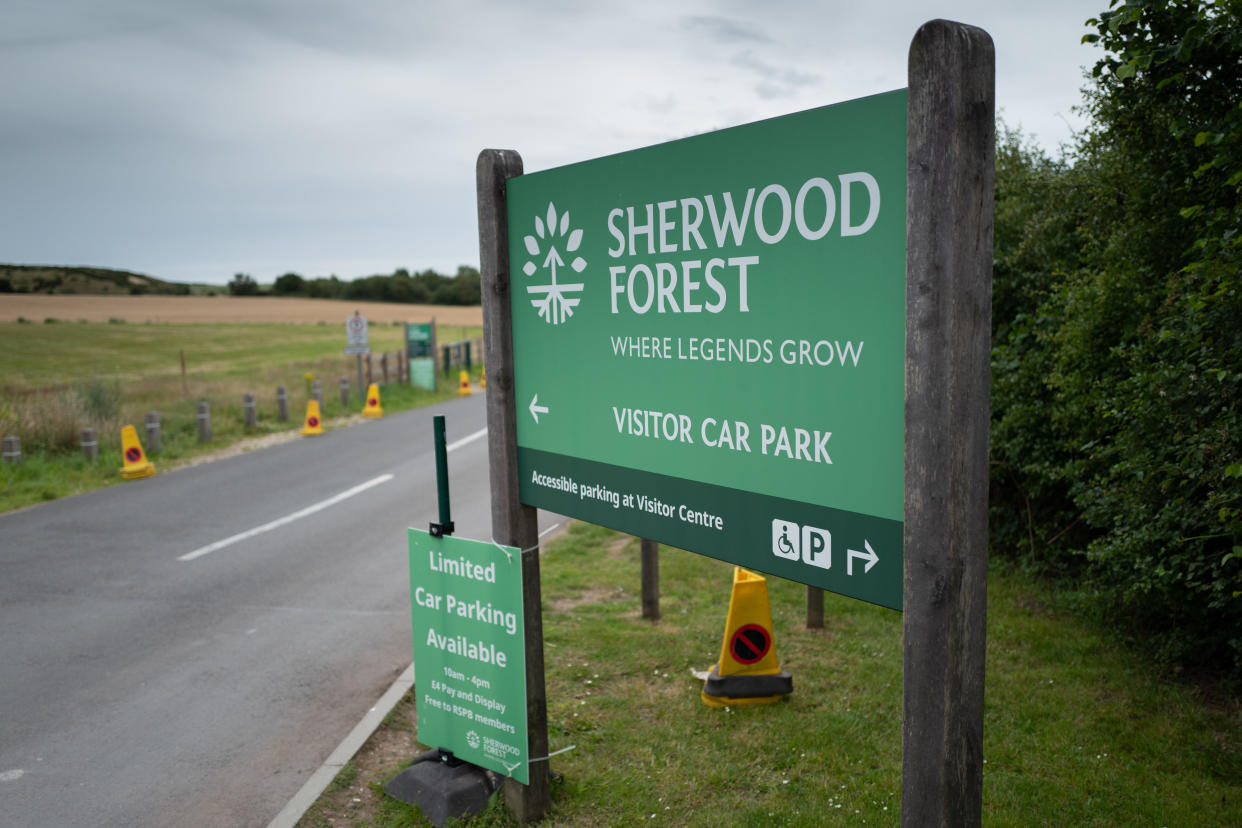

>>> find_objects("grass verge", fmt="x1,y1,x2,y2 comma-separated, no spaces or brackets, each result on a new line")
297,523,1242,827
0,320,482,513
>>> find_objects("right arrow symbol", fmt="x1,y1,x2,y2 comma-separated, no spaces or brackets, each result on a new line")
529,393,549,424
847,540,878,576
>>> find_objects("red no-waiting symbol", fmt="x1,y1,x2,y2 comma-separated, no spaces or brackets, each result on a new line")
729,624,771,665
368,397,377,407
125,447,142,463
307,416,320,427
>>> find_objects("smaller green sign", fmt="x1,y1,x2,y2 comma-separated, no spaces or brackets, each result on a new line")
407,322,433,358
408,530,528,782
410,357,436,391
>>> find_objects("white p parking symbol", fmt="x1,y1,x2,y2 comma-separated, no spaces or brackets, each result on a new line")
801,525,831,569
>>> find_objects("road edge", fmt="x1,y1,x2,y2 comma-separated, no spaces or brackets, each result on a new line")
267,662,415,828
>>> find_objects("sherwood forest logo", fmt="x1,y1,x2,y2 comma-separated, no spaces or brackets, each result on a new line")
522,202,586,325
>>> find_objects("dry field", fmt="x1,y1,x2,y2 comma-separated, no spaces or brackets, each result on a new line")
0,295,483,326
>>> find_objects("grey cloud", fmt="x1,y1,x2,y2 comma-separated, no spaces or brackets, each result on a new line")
683,15,770,44
731,50,822,98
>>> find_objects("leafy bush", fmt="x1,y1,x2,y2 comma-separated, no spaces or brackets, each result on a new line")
990,0,1241,683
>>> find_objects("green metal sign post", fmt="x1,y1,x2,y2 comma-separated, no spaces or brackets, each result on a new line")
506,91,907,610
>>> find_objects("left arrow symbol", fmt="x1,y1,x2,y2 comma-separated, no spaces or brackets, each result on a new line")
529,394,549,424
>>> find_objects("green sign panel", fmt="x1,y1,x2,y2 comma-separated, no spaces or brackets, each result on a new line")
407,322,433,358
507,91,907,610
410,357,436,391
408,530,528,781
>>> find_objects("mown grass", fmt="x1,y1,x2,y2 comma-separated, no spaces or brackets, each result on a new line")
0,320,482,513
299,523,1242,827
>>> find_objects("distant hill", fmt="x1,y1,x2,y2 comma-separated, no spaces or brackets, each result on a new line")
0,265,194,295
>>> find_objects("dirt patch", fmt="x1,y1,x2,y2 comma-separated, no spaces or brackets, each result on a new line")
550,587,621,613
1,295,482,326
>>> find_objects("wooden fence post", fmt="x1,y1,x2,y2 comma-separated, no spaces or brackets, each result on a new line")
80,428,98,462
197,402,212,442
902,19,994,827
276,386,289,422
242,393,257,430
478,147,551,822
806,586,824,629
641,538,660,621
145,411,162,454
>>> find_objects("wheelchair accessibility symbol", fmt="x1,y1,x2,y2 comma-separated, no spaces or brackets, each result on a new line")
771,519,832,570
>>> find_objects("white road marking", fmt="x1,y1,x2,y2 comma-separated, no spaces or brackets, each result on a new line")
445,426,488,453
178,474,395,562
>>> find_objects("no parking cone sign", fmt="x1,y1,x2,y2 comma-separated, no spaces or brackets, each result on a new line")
118,425,155,480
362,383,384,418
701,567,793,707
301,399,324,436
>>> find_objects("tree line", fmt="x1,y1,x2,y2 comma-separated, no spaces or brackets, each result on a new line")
228,265,481,305
992,0,1239,684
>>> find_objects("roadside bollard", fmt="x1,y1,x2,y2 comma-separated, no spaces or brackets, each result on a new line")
243,393,257,430
339,377,350,407
312,379,323,407
197,401,212,442
276,386,289,422
80,428,98,462
145,410,161,454
2,435,21,464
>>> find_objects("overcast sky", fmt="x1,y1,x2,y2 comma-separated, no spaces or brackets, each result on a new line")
2,1,1105,286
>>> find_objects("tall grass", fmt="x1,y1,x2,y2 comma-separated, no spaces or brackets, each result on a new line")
0,378,123,453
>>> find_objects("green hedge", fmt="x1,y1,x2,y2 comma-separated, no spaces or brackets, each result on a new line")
990,0,1241,684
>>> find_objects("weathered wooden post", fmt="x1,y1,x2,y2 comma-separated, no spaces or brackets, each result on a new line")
242,393,257,430
366,354,373,387
276,386,289,422
311,379,323,407
2,435,21,464
640,538,659,621
339,377,350,407
197,402,212,442
806,586,824,629
145,411,161,454
80,428,98,462
902,19,994,828
478,147,551,822
381,352,389,384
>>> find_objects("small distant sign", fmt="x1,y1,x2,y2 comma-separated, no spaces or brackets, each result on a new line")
346,311,370,355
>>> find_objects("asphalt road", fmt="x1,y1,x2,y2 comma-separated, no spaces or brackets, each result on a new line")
0,392,554,827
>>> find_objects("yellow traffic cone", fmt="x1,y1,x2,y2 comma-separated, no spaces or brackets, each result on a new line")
119,425,156,480
301,399,324,436
701,567,793,707
480,366,486,390
362,383,384,418
457,369,472,396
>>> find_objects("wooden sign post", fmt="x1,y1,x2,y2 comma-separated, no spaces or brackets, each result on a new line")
477,148,552,822
902,19,994,827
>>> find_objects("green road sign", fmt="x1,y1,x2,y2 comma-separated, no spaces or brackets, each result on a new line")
407,322,433,358
408,530,528,781
507,91,907,610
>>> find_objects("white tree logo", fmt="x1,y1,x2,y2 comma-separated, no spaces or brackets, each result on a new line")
522,202,586,325
466,729,480,749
